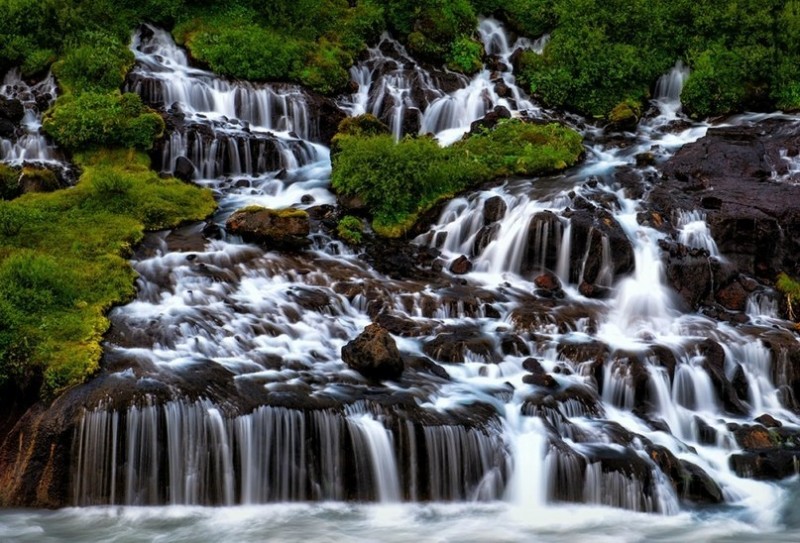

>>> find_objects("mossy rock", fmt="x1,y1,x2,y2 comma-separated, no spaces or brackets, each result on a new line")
19,167,60,194
607,100,642,131
225,206,310,250
337,215,364,245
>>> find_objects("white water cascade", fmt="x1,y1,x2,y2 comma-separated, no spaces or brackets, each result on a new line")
61,21,800,534
0,69,63,167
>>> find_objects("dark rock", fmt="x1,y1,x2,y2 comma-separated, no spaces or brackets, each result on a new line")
472,224,500,256
403,355,449,380
0,97,24,123
173,156,196,182
500,334,530,356
523,372,558,388
374,313,436,337
449,255,473,275
469,105,512,133
483,196,507,224
648,445,723,504
652,119,800,281
755,414,783,428
534,272,561,291
423,326,497,363
693,416,718,445
734,424,775,450
19,167,60,194
697,339,749,415
0,119,16,139
578,281,612,299
715,279,748,312
730,449,800,480
225,206,310,250
341,323,404,381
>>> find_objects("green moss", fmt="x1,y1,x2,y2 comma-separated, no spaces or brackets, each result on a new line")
331,118,583,237
0,150,215,394
235,205,307,219
337,215,364,244
0,165,20,201
19,167,60,194
43,92,165,153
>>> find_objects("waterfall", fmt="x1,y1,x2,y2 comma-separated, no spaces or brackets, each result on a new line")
654,60,690,118
65,18,800,523
1,69,63,167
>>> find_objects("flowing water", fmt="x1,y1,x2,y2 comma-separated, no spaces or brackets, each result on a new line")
3,18,800,542
0,69,67,170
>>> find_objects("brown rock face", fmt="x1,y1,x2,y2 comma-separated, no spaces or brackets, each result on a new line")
225,206,310,250
341,324,404,381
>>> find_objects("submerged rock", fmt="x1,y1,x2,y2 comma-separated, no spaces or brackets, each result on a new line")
341,323,404,381
225,206,310,250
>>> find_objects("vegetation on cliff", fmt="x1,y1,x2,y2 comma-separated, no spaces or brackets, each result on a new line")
0,151,215,395
331,117,583,237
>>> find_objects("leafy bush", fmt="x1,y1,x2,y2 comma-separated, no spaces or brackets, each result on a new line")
332,118,583,236
447,36,484,74
43,92,165,152
0,165,20,200
53,32,134,94
337,215,365,244
185,24,304,82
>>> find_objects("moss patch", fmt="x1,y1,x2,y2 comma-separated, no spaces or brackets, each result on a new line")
0,149,215,395
331,117,583,237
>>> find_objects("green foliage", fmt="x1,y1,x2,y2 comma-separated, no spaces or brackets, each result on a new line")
777,272,800,322
53,32,134,94
184,24,304,82
0,150,215,394
295,40,353,95
447,36,484,75
43,92,165,152
332,119,583,236
0,165,20,200
337,215,365,244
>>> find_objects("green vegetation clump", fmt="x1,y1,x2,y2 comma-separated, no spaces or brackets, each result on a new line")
43,92,165,152
777,272,800,322
52,32,135,94
332,117,583,236
0,165,20,201
0,150,215,395
337,215,365,244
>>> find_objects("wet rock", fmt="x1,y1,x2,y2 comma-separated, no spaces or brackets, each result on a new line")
652,119,800,280
635,152,656,167
734,424,776,450
659,239,712,310
523,372,558,388
563,207,635,284
715,278,748,311
534,272,561,291
173,156,196,182
729,449,800,480
483,196,507,224
341,323,404,381
374,313,436,337
697,339,749,416
469,105,512,133
647,445,723,504
0,96,24,123
500,334,530,356
578,281,612,299
755,414,783,428
449,255,473,275
225,206,310,250
0,119,16,139
693,416,718,445
403,355,449,380
472,224,500,256
423,326,497,363
287,287,332,312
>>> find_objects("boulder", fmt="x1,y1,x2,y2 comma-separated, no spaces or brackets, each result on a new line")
0,96,24,123
341,323,404,381
173,156,196,182
225,206,310,250
483,195,507,224
19,167,60,194
449,255,473,275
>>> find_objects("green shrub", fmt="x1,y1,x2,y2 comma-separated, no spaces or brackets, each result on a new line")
43,92,165,152
447,36,484,74
0,201,36,236
294,40,353,94
185,24,304,82
337,215,365,244
0,252,79,312
0,165,20,200
53,32,134,94
332,119,583,236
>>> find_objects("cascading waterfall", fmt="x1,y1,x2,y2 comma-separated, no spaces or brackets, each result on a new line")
0,69,63,167
63,20,800,529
